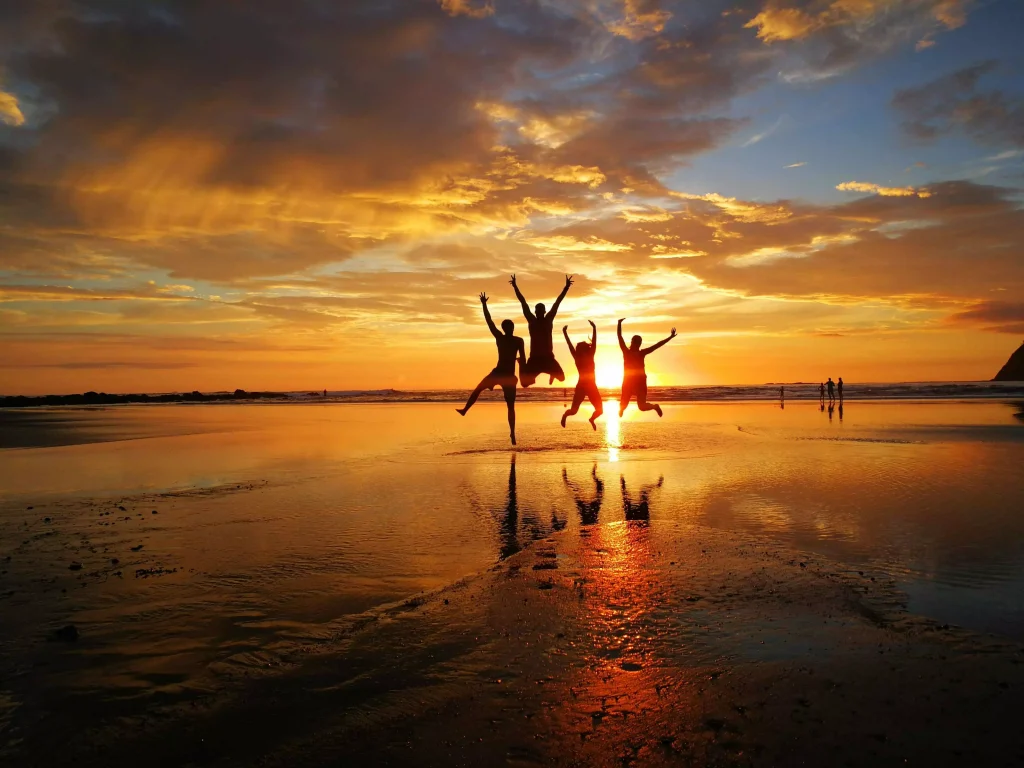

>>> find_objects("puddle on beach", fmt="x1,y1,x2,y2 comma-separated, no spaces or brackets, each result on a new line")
1,400,1023,749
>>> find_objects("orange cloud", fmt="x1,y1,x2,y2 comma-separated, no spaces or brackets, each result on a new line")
836,181,932,198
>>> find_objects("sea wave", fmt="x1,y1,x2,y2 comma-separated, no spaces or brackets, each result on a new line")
308,382,1024,404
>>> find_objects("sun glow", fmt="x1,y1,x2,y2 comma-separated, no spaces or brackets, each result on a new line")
604,407,621,462
594,360,622,389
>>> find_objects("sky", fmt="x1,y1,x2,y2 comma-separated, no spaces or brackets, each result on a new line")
1,0,1022,394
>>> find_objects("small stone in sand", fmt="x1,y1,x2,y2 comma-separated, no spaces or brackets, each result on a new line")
110,558,119,565
69,562,82,571
130,545,144,552
48,624,79,642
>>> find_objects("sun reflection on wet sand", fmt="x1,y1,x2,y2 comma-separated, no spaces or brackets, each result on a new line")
604,408,621,462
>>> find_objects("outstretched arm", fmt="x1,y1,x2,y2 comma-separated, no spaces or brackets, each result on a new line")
548,274,573,320
642,327,677,355
480,293,500,339
562,325,575,356
589,319,597,349
617,318,628,353
509,274,533,321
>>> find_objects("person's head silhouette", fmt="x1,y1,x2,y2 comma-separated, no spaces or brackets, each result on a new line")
501,319,514,335
630,334,642,351
535,302,546,318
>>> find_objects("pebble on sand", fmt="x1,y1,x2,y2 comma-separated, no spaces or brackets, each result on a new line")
48,624,79,642
69,562,83,571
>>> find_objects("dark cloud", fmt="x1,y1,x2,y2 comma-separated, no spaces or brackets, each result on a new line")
949,301,1024,334
892,61,1024,148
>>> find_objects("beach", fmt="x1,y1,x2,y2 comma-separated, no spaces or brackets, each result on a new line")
2,401,1024,766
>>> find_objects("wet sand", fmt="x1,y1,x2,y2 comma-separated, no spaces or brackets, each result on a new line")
2,402,1024,765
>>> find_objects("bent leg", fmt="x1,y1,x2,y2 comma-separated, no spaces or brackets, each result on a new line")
636,377,662,416
546,358,566,385
519,359,538,388
457,375,493,415
561,386,586,427
587,386,604,429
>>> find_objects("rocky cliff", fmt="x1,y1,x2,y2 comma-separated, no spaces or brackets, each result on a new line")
993,341,1024,381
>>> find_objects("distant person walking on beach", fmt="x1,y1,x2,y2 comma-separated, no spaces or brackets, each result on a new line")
510,273,573,387
838,377,844,403
780,386,785,402
456,292,526,446
617,319,676,417
819,382,825,406
561,320,603,430
827,377,836,405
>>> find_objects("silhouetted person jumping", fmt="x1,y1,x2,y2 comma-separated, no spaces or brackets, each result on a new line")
561,320,603,430
617,318,676,417
827,377,836,405
510,273,572,387
457,292,525,445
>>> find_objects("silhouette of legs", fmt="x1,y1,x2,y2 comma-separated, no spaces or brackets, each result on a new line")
562,387,587,427
619,379,636,416
457,377,490,415
587,389,604,430
621,475,664,521
502,385,517,445
562,382,603,429
634,377,662,417
520,357,565,388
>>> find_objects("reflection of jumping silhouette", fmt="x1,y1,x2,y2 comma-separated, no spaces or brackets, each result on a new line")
561,320,603,429
456,292,526,445
563,464,604,526
839,403,844,422
498,457,520,559
621,475,664,521
828,403,834,422
510,273,572,387
838,377,844,404
618,318,676,417
827,377,836,405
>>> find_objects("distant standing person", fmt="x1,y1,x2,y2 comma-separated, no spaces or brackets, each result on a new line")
561,321,603,430
819,382,825,405
456,292,526,446
510,274,573,387
780,386,785,401
838,377,844,403
827,377,835,405
617,318,676,417
323,388,327,398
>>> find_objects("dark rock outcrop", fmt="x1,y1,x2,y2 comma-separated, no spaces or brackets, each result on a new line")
993,341,1024,382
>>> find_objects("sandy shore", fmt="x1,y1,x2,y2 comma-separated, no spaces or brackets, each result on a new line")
3,402,1024,766
7,518,1024,767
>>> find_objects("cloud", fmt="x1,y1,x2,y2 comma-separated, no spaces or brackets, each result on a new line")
439,0,494,19
836,181,932,198
785,161,807,168
892,61,1024,148
742,116,785,147
0,88,24,126
948,301,1024,334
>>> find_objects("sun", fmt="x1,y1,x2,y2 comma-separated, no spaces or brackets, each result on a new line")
594,360,621,389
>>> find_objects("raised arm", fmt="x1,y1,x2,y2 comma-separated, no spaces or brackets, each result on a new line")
562,325,576,357
642,327,677,355
509,274,533,320
617,318,627,353
588,319,597,349
548,274,573,320
480,292,500,339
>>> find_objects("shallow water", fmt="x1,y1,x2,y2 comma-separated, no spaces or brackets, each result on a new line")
1,400,1023,723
